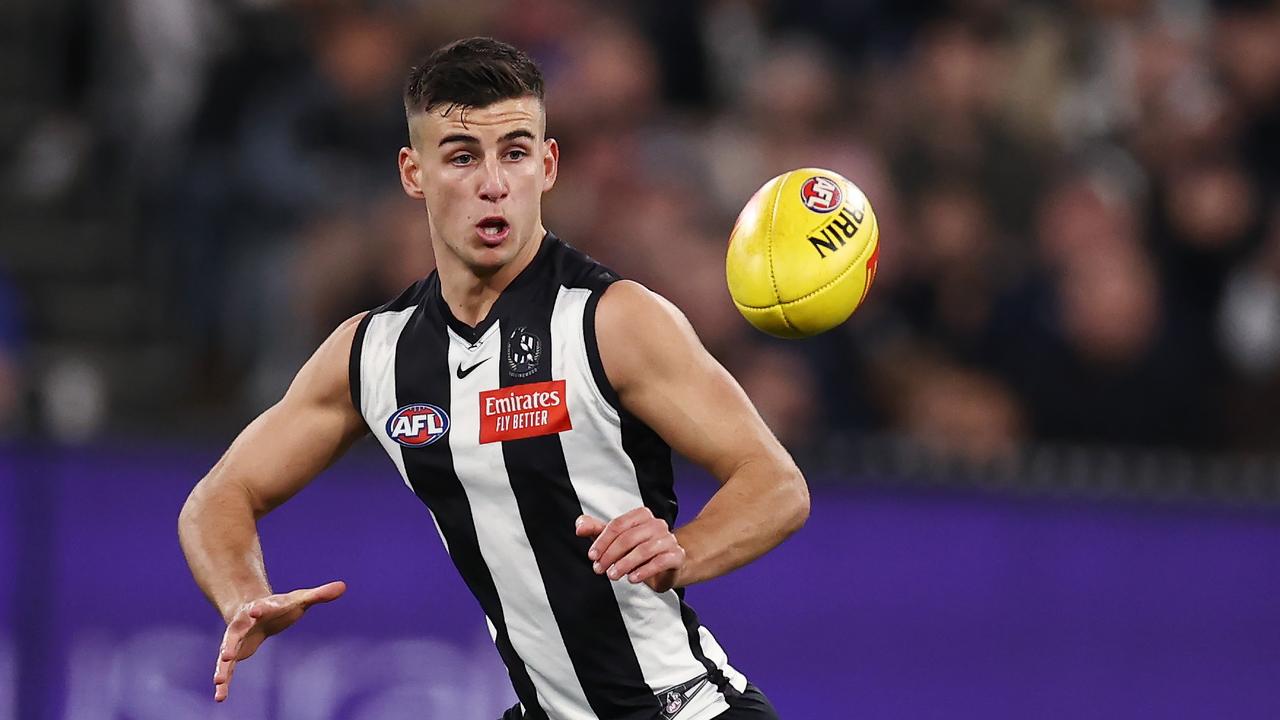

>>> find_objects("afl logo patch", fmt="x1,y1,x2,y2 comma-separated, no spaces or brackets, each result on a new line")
800,176,842,213
386,403,449,447
507,326,543,379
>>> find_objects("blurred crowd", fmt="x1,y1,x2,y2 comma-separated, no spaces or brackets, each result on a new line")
6,0,1280,461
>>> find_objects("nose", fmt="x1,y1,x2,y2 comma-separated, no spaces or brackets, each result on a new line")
478,156,509,203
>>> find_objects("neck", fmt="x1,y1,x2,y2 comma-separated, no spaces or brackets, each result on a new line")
437,226,546,326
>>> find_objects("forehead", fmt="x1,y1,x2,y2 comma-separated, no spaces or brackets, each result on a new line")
412,96,544,144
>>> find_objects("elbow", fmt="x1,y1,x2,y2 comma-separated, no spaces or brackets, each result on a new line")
177,464,234,541
178,478,208,543
782,465,810,536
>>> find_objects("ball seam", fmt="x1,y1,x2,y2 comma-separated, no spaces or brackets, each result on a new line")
764,177,796,332
735,207,878,310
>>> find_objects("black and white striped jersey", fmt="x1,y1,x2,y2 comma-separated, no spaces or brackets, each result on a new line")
349,233,748,720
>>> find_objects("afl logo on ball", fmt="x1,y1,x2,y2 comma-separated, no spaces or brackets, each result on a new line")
800,176,842,213
386,403,449,447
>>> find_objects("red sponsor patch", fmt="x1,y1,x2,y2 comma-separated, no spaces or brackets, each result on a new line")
479,380,572,444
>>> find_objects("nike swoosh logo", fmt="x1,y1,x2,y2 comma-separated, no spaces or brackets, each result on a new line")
456,357,491,379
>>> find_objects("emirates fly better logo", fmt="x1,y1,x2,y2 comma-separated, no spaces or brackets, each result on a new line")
800,176,843,213
479,380,571,444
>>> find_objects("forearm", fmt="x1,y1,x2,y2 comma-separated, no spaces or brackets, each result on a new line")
674,457,809,587
178,472,273,622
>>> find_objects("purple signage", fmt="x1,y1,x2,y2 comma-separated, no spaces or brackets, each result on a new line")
0,450,17,720
3,444,1279,719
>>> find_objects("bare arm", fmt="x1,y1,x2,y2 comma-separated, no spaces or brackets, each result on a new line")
178,312,369,699
578,281,809,590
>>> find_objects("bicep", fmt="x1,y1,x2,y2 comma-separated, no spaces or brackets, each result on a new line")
206,314,369,514
598,283,788,481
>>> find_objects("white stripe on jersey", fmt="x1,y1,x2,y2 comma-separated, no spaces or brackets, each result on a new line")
360,307,417,491
445,323,595,720
549,286,734,720
699,626,748,692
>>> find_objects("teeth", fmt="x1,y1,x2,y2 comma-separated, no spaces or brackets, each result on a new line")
482,225,502,236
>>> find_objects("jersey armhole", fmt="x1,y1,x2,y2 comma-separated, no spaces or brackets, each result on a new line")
348,311,374,416
583,289,622,416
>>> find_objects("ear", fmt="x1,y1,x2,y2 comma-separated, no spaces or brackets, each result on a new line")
542,138,559,193
399,146,425,200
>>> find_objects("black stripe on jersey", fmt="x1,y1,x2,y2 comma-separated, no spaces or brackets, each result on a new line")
583,286,678,526
584,284,726,692
677,589,730,692
582,289,619,411
392,302,548,720
348,311,373,415
499,301,661,719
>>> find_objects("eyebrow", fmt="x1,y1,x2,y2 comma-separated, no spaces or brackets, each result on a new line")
438,129,536,148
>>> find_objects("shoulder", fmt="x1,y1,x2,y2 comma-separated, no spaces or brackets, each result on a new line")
286,311,370,410
597,280,688,331
330,311,369,345
373,276,434,315
596,281,703,393
313,312,370,378
548,235,621,291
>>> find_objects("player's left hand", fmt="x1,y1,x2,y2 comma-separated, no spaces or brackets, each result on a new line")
575,508,685,593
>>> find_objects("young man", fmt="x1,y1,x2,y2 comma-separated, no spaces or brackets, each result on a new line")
179,37,808,720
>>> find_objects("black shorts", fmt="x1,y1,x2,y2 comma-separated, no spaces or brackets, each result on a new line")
715,683,780,719
497,682,779,719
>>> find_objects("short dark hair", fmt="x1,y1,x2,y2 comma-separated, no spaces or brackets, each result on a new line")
403,37,544,117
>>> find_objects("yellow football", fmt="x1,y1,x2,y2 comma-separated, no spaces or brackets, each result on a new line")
726,168,880,338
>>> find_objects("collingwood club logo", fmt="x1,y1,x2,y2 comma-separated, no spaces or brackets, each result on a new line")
656,674,708,719
507,326,542,379
661,689,687,717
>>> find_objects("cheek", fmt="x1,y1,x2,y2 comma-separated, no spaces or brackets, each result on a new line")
424,178,471,216
514,164,548,195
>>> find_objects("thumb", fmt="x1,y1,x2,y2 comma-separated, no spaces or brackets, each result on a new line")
575,515,605,538
301,580,347,607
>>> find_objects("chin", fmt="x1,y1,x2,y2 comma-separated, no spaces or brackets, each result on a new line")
463,244,518,274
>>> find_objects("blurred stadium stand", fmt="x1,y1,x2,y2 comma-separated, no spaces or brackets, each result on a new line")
3,1,1280,453
4,0,1280,480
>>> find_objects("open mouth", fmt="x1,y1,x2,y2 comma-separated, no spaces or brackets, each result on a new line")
476,217,510,240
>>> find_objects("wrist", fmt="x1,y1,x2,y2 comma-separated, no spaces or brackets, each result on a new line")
672,528,699,588
218,584,271,623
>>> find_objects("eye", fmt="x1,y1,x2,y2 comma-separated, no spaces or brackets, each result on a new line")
450,153,475,166
505,149,528,161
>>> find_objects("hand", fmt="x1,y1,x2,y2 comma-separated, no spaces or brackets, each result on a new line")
575,508,686,593
212,580,346,702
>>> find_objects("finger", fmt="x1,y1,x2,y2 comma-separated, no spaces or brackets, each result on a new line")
268,581,346,617
587,507,653,562
214,626,246,699
300,580,347,607
575,515,606,538
215,667,231,702
597,522,666,576
214,654,238,702
607,535,677,580
216,631,262,701
218,614,254,664
605,535,674,580
588,508,653,560
626,549,685,585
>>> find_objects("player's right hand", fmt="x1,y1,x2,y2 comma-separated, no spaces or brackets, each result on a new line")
213,580,346,702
